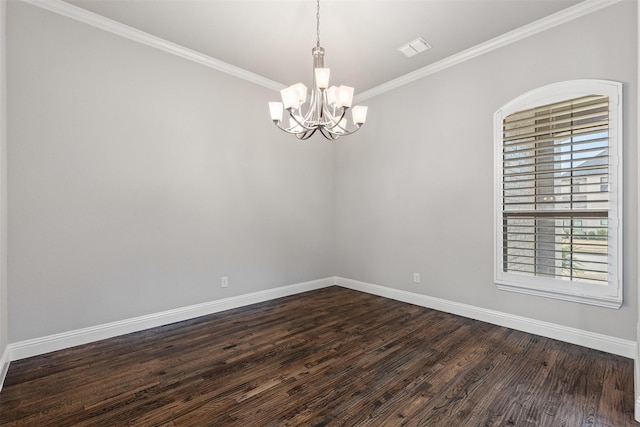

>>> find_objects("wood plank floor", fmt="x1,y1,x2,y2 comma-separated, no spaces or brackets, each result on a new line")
0,286,635,426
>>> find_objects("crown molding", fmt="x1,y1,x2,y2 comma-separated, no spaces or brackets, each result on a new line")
19,0,286,92
354,0,623,103
19,0,623,102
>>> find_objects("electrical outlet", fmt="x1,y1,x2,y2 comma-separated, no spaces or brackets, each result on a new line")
221,276,229,288
413,273,420,284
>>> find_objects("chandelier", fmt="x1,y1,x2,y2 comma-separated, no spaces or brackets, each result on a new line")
268,0,368,140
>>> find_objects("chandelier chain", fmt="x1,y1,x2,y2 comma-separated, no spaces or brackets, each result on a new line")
316,0,320,47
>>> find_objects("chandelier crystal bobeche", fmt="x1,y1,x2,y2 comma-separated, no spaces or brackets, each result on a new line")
268,0,368,140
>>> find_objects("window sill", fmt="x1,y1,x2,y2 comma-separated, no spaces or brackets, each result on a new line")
496,281,622,309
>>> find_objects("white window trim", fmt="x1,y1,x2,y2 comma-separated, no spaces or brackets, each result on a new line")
494,80,623,309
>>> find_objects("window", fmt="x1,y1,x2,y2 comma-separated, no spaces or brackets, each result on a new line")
494,80,622,308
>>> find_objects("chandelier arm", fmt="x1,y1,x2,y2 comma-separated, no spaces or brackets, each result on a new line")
273,120,310,135
273,119,361,141
329,103,339,120
306,86,324,124
287,108,315,131
297,128,317,140
319,126,339,140
322,106,348,131
272,119,321,140
273,122,298,134
318,91,337,127
323,122,363,138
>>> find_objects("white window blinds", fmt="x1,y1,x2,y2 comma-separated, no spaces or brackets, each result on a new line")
502,95,609,283
494,80,622,309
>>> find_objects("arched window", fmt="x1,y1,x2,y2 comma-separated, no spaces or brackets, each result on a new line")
494,80,622,308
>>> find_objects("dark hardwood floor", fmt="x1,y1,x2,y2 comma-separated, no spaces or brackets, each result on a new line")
0,286,635,426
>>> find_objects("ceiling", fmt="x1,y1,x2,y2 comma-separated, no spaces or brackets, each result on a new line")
62,0,584,94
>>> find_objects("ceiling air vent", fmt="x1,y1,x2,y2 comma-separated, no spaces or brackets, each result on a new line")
397,37,432,58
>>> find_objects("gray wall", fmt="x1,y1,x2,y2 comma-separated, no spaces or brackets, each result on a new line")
5,0,638,346
1,0,8,358
335,1,638,340
7,1,334,342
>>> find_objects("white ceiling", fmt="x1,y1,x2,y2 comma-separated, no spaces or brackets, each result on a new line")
62,0,584,94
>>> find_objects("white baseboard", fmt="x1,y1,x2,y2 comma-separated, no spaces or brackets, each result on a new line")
5,275,635,367
0,345,9,392
8,277,335,362
635,327,640,422
336,277,636,359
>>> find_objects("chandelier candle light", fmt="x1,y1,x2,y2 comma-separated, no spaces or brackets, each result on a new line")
268,0,368,140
